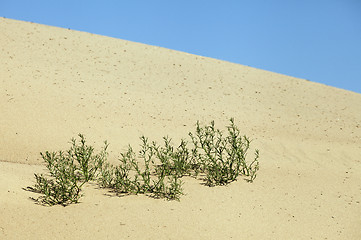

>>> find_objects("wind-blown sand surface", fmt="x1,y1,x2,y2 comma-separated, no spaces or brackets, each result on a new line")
1,17,360,239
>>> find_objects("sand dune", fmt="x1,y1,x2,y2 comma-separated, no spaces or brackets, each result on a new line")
1,17,360,239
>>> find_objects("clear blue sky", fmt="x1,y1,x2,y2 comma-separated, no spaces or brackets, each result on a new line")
1,0,360,93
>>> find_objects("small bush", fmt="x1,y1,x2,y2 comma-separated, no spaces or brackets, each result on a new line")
189,118,260,185
68,134,108,182
31,154,83,206
152,137,195,178
28,134,108,206
97,136,184,201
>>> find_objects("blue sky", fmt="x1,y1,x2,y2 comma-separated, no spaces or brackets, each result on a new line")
1,0,360,93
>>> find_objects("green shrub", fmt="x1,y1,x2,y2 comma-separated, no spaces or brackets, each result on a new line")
189,118,260,185
97,136,184,201
31,151,83,206
28,134,108,206
152,137,195,178
68,134,108,182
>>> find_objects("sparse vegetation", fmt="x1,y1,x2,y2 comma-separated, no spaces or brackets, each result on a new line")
189,118,260,185
27,119,260,206
27,134,108,206
97,136,184,201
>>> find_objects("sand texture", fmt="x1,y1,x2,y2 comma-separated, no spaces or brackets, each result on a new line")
1,17,361,239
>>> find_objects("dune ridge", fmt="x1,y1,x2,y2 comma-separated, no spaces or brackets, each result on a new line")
1,17,360,239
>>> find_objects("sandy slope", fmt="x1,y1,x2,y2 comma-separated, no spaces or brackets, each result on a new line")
1,17,360,239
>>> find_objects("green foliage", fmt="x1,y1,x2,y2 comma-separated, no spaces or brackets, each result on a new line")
68,134,108,182
152,137,195,178
28,118,260,206
97,137,184,201
28,134,108,206
189,118,260,185
31,156,83,206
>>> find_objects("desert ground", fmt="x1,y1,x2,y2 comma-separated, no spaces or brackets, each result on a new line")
1,17,360,239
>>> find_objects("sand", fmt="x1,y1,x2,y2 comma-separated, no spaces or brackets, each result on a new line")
1,17,360,239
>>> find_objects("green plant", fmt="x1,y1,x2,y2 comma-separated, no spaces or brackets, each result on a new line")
112,144,149,194
98,162,115,188
68,134,108,182
28,134,108,206
152,137,195,178
98,136,184,201
189,118,260,185
30,151,83,206
165,174,183,201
